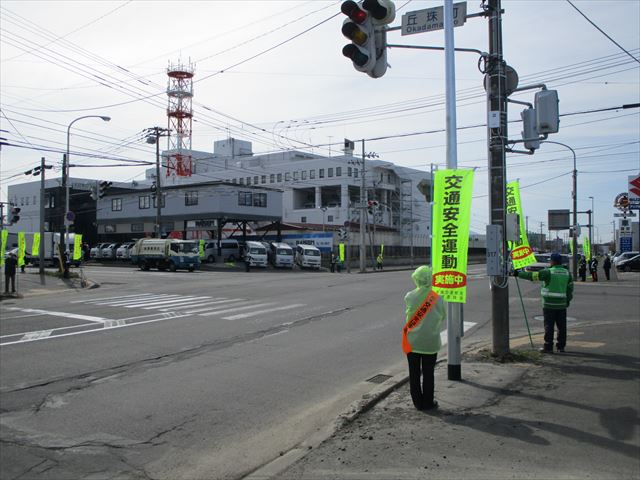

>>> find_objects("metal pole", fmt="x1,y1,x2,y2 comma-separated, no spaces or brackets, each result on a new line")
410,181,414,268
346,202,351,273
155,129,162,238
588,209,592,260
444,0,462,380
589,196,594,257
60,153,67,274
360,140,366,273
487,0,510,356
39,157,45,275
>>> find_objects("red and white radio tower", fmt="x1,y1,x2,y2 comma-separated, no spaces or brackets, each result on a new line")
166,59,194,177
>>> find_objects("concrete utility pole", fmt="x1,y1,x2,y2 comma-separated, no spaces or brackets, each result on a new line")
145,127,170,238
487,0,510,356
540,222,545,249
589,196,594,256
39,157,46,275
360,140,366,273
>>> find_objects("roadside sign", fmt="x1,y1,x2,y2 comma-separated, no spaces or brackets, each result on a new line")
620,236,632,252
614,212,637,217
629,174,640,210
402,2,467,36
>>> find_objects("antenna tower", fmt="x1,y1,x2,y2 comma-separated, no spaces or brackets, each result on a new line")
166,59,194,177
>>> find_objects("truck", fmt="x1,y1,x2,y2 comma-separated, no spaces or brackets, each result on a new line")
130,238,200,272
5,232,81,267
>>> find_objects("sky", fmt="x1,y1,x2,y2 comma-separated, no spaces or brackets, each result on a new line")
1,0,639,243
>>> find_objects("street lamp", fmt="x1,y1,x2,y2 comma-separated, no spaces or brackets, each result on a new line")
541,140,578,280
64,115,110,274
320,206,327,232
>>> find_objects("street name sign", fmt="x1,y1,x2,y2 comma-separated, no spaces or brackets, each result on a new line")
401,2,467,36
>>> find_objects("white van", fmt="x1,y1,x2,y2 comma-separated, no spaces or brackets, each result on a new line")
270,242,294,269
295,244,321,270
219,239,241,262
245,241,268,267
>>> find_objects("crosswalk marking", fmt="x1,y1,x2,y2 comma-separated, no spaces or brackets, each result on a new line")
222,304,306,320
158,298,229,311
138,296,213,309
70,293,159,304
198,302,278,317
88,294,176,307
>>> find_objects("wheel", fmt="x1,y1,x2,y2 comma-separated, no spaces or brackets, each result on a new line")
188,266,195,272
169,262,177,272
207,255,215,263
140,261,150,271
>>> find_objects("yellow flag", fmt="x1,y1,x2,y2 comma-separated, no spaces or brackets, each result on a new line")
18,232,26,267
32,233,41,257
584,236,591,260
73,234,83,261
1,229,8,266
431,169,474,303
506,181,537,269
199,239,205,259
339,243,345,262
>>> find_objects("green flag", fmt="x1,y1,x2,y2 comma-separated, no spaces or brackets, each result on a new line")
17,232,26,267
73,234,83,261
431,169,474,303
1,229,8,266
32,233,41,257
339,243,345,262
584,236,591,260
199,239,205,259
506,181,537,269
569,238,573,255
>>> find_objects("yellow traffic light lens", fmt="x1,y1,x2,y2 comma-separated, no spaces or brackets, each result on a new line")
352,30,368,45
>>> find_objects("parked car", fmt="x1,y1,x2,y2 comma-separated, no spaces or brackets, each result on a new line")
270,242,294,269
116,242,135,260
219,239,241,262
244,241,268,267
616,254,640,272
202,241,217,263
613,251,639,267
100,243,121,259
295,244,321,270
90,243,109,259
524,253,551,272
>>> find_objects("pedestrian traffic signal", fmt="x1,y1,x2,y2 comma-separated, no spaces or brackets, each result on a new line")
98,181,112,198
10,206,21,224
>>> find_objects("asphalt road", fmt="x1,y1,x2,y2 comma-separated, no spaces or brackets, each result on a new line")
0,263,547,479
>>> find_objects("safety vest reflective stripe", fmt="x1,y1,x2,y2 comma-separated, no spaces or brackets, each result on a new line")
532,272,540,281
541,289,566,298
402,290,440,354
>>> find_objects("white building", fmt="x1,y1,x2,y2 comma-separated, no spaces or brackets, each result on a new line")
149,138,433,248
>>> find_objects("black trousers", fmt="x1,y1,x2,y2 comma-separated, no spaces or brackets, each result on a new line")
407,352,437,410
604,268,611,280
543,308,567,351
4,273,16,293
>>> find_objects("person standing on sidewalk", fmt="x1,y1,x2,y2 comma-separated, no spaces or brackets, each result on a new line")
603,255,612,281
589,257,599,282
578,256,587,282
402,265,447,411
515,252,573,353
4,252,18,294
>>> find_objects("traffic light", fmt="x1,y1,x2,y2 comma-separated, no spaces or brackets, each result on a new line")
520,107,540,151
10,206,21,224
341,0,395,78
98,181,112,198
367,200,379,215
535,89,559,134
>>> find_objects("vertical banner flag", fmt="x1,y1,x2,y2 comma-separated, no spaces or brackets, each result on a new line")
584,236,591,260
1,229,8,266
339,243,345,262
17,232,26,267
73,234,83,261
506,181,537,269
199,239,205,259
431,169,474,303
32,233,41,257
380,244,384,255
569,238,573,255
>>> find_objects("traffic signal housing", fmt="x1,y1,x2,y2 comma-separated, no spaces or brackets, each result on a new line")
98,181,112,198
9,206,21,224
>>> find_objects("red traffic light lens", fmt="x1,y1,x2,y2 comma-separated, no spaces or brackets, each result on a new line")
342,44,369,67
341,0,367,23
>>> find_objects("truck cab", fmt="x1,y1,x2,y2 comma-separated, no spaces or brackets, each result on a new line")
245,241,268,268
270,242,294,269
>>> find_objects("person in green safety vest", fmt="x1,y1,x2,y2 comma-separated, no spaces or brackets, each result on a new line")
402,265,447,411
515,252,574,353
376,253,383,270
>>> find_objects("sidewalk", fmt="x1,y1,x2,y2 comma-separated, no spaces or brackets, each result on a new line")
0,268,89,301
259,273,640,480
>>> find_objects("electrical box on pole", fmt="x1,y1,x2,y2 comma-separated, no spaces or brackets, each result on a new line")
486,224,504,277
535,89,559,134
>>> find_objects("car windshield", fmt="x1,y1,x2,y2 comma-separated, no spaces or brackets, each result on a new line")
277,248,292,255
535,254,550,262
249,247,265,254
305,249,320,257
171,242,198,254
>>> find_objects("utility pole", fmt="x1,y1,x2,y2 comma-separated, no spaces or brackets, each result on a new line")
145,127,170,238
587,210,592,259
487,0,510,356
539,222,545,250
360,140,366,273
39,157,46,275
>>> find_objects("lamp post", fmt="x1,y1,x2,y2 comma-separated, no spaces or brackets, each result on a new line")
541,140,578,280
144,127,170,238
320,206,327,232
64,115,110,274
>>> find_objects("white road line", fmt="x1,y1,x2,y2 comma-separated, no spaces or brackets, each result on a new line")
0,313,45,320
222,304,306,320
21,330,53,341
81,294,172,307
140,296,213,309
0,322,98,339
71,293,158,304
185,299,249,314
198,302,278,317
95,294,179,307
158,298,232,311
3,307,107,323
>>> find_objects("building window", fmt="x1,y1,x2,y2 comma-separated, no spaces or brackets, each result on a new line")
46,194,55,208
25,197,29,206
354,168,359,178
185,191,198,206
20,197,24,206
301,171,307,180
33,195,37,205
319,169,325,178
301,216,307,223
285,172,291,181
388,173,392,183
238,191,252,206
348,167,352,176
336,167,342,177
328,215,334,222
139,195,151,209
310,170,316,179
328,168,334,177
232,178,237,184
253,193,267,207
254,176,259,185
131,223,145,232
293,171,299,181
261,175,266,184
239,178,244,185
270,174,275,183
246,177,251,186
277,173,282,182
112,198,122,211
152,194,165,208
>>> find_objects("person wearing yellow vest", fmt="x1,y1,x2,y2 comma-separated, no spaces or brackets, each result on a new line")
376,253,383,270
402,265,447,411
515,252,574,353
